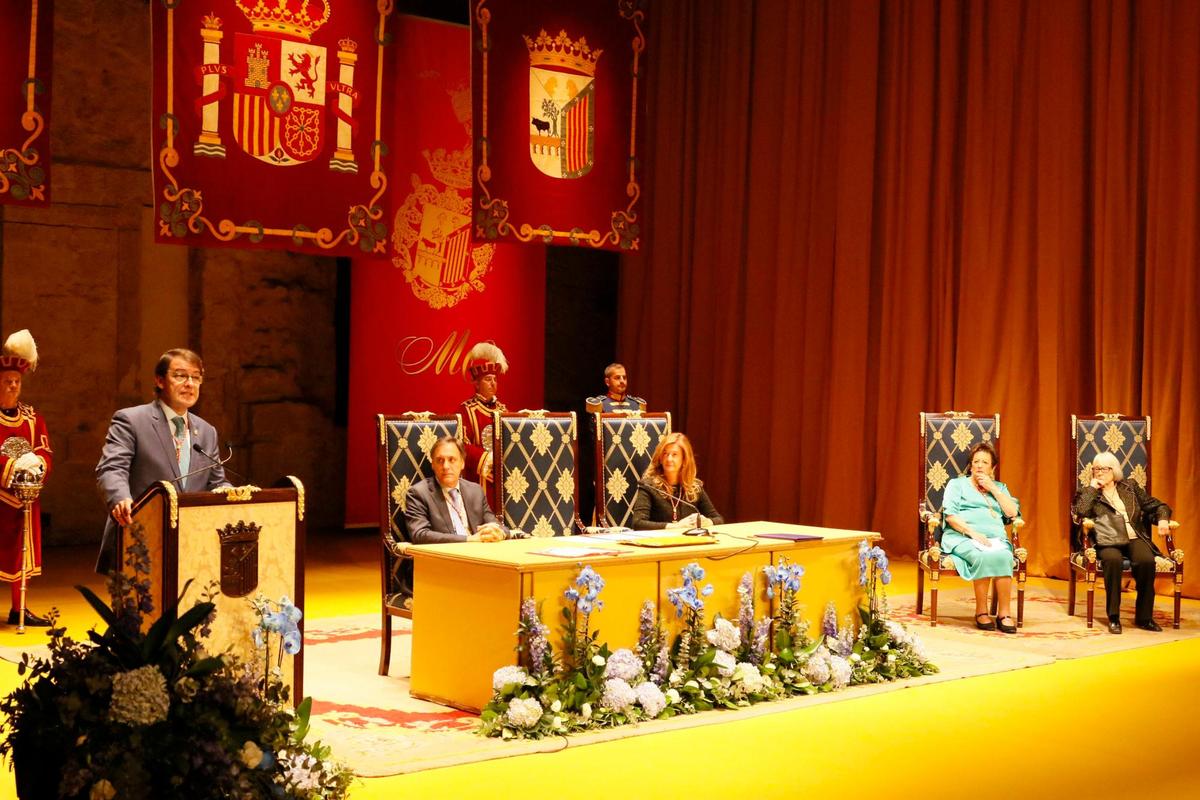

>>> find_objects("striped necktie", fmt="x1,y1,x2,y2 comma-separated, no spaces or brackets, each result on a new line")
172,416,191,476
447,487,469,537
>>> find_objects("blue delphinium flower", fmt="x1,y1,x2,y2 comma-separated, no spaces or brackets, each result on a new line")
519,598,553,677
821,600,839,639
736,572,755,646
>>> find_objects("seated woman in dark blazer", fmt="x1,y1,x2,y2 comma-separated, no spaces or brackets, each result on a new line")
629,433,724,530
1072,450,1172,634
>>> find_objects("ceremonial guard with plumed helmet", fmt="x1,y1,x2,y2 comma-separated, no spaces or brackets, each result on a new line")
0,330,52,626
457,342,508,507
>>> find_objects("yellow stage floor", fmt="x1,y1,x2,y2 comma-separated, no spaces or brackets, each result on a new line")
1,530,1198,800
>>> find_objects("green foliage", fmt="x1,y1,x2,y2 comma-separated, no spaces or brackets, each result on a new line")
0,523,353,800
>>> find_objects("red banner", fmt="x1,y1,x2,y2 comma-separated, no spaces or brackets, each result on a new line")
344,15,546,526
151,1,392,256
0,0,52,206
472,0,646,250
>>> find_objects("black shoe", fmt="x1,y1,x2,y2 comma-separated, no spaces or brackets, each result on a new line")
1107,619,1122,635
1135,619,1163,632
975,613,996,631
8,608,50,627
997,616,1018,634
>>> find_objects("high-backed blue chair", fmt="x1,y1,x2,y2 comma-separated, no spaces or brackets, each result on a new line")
376,412,460,675
594,411,671,527
493,411,582,537
1068,414,1183,628
917,411,1027,626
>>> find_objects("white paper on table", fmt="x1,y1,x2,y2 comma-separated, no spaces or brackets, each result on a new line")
584,527,645,542
529,546,625,558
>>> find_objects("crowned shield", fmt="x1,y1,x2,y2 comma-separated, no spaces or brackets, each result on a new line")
525,29,601,179
233,33,327,166
218,521,261,598
393,143,496,309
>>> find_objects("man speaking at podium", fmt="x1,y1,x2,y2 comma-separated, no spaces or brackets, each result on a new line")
95,348,231,573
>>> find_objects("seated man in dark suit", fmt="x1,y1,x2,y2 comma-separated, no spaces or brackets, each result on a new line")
405,435,508,544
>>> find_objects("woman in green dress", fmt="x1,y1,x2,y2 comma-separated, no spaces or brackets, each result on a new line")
941,442,1021,633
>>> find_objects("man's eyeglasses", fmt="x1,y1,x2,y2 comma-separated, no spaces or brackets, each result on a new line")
168,371,204,385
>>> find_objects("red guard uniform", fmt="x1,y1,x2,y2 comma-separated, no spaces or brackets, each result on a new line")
0,403,52,583
458,395,506,508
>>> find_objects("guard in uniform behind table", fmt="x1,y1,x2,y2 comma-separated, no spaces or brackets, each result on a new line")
457,342,508,508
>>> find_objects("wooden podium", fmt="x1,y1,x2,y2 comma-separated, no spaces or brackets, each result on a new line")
119,477,306,699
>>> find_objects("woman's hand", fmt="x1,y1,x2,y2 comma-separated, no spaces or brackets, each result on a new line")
966,530,991,547
975,472,997,494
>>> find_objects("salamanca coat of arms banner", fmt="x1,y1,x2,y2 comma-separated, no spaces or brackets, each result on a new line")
152,0,393,256
472,0,646,251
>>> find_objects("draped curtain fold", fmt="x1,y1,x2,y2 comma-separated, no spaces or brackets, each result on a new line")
620,0,1200,595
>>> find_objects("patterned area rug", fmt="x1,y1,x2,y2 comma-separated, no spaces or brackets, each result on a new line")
302,613,1052,777
891,582,1200,658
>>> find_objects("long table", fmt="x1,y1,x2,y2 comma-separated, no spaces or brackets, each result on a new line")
408,521,880,712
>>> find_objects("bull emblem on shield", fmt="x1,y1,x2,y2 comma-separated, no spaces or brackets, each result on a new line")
524,29,602,179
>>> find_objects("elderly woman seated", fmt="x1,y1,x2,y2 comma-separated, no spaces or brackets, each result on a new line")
1071,451,1172,634
629,433,724,530
940,442,1022,633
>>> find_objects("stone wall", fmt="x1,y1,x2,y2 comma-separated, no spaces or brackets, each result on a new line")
0,1,344,544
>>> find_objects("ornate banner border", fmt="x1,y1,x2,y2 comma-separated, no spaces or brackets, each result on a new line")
0,0,48,204
154,0,394,254
474,0,645,250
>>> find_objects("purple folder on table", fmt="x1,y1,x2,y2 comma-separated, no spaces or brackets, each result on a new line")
754,533,825,542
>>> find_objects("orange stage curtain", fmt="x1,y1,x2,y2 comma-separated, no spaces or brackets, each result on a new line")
619,0,1200,595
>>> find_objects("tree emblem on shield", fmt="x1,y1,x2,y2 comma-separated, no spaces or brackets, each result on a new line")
218,520,261,598
524,29,602,179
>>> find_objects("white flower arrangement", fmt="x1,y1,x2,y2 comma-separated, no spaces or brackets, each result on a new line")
480,556,938,741
712,650,737,678
705,617,741,652
600,678,637,712
634,681,667,717
505,697,544,729
603,648,643,681
492,665,530,692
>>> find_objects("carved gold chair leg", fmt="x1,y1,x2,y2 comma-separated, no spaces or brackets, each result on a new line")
1174,571,1184,629
1067,569,1077,616
929,568,939,626
1085,568,1097,629
379,610,393,676
916,566,925,615
1016,558,1027,627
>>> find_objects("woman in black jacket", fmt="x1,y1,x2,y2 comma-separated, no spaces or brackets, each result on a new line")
1072,451,1172,634
629,433,724,531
